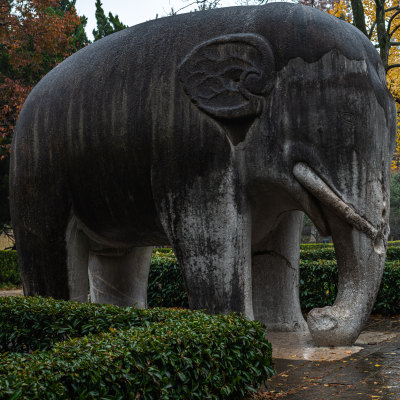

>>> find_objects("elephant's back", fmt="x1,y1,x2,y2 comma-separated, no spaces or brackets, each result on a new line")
12,3,380,159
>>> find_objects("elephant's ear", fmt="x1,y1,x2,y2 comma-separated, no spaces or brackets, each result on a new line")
178,33,276,121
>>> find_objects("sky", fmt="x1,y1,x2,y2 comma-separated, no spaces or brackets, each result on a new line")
74,0,242,40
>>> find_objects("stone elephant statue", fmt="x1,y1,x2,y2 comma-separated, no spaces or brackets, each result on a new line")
10,2,396,346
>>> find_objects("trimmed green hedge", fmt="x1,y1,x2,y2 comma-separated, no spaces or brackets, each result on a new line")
0,250,20,289
3,246,400,314
299,260,400,314
0,297,274,399
300,246,400,262
299,260,337,310
300,241,400,249
300,243,333,250
148,250,188,308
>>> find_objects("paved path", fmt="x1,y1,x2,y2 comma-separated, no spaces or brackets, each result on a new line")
0,288,22,297
257,316,400,399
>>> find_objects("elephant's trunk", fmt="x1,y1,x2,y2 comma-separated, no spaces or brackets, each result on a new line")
293,162,388,346
307,209,386,346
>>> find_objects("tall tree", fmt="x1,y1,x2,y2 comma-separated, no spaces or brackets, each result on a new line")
57,0,89,51
92,0,126,41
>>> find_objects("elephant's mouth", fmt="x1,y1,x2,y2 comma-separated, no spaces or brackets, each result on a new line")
291,162,387,346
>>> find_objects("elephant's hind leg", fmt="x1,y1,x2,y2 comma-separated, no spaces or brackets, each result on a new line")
252,210,307,331
65,216,90,302
88,247,153,307
10,180,77,299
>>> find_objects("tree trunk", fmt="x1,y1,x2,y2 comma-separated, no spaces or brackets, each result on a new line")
350,0,368,36
375,0,391,70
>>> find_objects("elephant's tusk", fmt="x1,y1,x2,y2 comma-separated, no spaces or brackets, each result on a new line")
293,162,378,240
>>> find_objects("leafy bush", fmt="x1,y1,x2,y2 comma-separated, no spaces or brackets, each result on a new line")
299,260,400,314
0,297,274,399
374,262,400,314
300,248,336,261
299,260,337,310
0,250,20,289
300,243,333,250
300,245,400,262
385,246,400,261
148,250,188,308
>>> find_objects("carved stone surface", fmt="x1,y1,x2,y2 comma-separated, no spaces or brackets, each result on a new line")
10,3,396,346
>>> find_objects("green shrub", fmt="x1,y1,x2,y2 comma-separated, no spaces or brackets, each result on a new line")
300,248,336,261
374,262,400,314
148,250,188,308
0,297,274,399
299,260,337,310
0,250,20,289
385,246,400,261
300,245,400,262
300,243,333,250
299,260,400,314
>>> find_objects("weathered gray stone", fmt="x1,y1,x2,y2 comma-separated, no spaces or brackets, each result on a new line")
9,3,396,346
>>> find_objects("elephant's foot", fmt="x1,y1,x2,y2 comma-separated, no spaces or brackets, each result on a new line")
307,306,357,346
88,246,153,307
252,210,307,332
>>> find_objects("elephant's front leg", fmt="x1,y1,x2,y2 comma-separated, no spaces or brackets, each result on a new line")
252,210,307,332
159,174,253,318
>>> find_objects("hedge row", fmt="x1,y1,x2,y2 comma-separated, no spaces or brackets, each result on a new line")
300,240,400,249
299,260,400,314
0,251,20,289
148,250,188,308
3,248,400,313
300,246,400,262
0,297,274,399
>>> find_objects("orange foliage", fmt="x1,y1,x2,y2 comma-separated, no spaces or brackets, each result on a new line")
328,0,352,22
0,0,81,157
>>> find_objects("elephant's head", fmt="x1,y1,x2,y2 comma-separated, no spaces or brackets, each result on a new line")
178,14,396,346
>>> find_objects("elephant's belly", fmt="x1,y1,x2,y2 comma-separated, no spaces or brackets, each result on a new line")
71,186,169,249
74,211,170,251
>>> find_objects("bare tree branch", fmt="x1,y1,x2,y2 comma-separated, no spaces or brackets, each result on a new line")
391,23,400,38
386,5,400,13
387,63,400,72
387,9,400,34
368,20,377,39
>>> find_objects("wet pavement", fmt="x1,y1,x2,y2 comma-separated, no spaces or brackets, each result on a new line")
257,316,400,399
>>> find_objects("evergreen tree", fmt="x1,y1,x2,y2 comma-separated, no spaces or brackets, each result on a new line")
55,0,90,50
92,0,127,41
